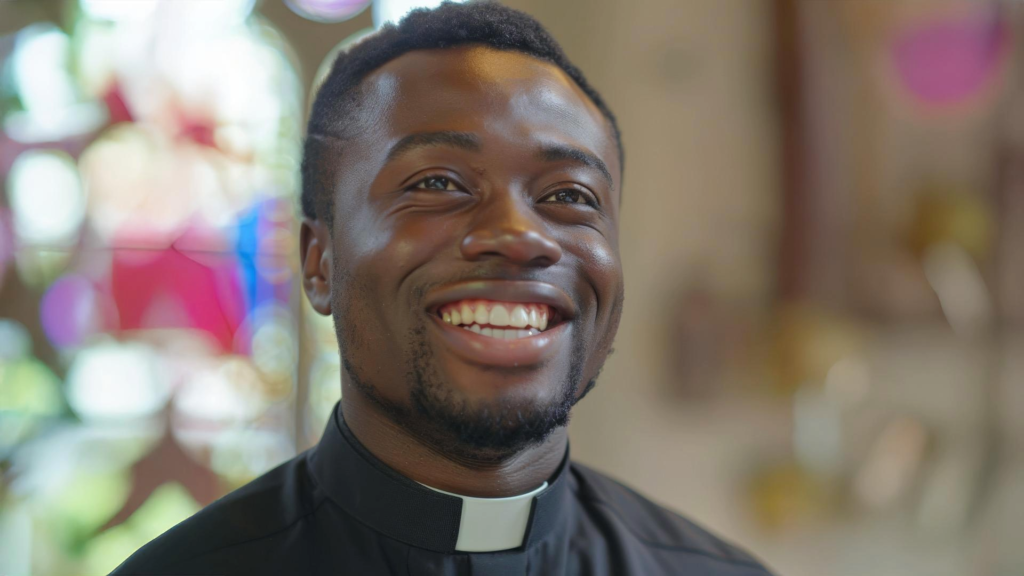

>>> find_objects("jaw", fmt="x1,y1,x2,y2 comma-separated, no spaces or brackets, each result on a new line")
410,359,579,461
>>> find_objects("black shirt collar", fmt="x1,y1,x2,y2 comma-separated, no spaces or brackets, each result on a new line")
308,403,572,554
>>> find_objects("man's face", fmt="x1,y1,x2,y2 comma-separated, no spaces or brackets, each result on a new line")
303,46,623,458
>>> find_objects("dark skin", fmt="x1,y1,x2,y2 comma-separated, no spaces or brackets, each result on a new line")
300,46,623,498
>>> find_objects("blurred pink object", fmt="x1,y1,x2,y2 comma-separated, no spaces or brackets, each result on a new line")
102,83,134,125
890,6,1009,106
110,241,246,352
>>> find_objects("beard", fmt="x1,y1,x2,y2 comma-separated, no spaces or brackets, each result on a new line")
333,271,599,462
340,322,590,463
407,323,587,461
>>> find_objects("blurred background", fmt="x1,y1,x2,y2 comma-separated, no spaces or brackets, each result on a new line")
0,0,1022,574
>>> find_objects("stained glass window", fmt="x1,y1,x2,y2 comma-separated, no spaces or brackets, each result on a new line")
0,2,328,573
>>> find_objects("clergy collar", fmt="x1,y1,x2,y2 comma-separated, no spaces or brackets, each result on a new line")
309,403,572,554
417,480,548,551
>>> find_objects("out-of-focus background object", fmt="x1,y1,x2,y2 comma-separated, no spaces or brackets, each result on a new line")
0,1,1021,575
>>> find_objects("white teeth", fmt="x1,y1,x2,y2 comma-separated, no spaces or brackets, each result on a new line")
441,301,553,332
474,303,489,325
460,324,541,339
510,305,528,328
489,305,510,327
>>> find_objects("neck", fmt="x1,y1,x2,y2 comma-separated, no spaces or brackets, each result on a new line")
341,393,567,498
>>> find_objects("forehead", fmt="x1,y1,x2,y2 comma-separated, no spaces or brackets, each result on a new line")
358,46,619,178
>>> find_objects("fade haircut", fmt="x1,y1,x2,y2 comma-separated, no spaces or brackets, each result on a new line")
301,0,623,227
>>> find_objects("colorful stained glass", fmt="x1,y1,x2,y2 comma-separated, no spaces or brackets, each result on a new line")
0,1,327,573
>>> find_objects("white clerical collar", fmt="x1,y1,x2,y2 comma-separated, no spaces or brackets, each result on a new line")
418,481,548,552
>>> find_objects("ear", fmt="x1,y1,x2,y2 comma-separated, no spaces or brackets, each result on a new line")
299,218,333,315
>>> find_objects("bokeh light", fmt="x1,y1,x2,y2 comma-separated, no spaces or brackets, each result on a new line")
0,357,63,453
890,5,1009,107
160,0,258,30
6,150,87,246
209,428,295,482
174,356,269,425
373,0,469,28
11,25,76,114
66,342,171,421
285,0,371,23
249,309,297,392
5,24,105,142
0,319,32,361
39,274,105,349
79,0,159,22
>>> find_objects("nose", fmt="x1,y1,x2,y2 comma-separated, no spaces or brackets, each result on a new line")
460,197,562,267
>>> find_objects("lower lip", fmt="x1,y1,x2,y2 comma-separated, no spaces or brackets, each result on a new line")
428,314,569,368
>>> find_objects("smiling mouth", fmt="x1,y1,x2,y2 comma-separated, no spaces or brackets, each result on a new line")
424,280,574,367
436,299,561,340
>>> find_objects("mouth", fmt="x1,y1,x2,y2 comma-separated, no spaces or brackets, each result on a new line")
435,300,564,339
424,280,575,367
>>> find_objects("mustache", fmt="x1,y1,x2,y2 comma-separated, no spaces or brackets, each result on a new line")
411,266,559,301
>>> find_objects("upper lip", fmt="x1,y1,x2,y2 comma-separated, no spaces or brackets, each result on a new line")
424,280,576,322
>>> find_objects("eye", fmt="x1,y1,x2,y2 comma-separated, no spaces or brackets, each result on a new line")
411,176,460,191
541,188,596,207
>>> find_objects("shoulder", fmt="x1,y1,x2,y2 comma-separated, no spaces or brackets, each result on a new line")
111,450,324,575
569,461,775,575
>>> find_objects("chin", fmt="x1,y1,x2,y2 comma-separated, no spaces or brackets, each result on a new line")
407,357,580,458
438,355,572,404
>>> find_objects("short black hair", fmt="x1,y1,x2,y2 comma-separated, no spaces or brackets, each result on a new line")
301,0,623,225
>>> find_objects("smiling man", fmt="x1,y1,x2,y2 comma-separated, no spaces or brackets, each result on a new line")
113,3,773,575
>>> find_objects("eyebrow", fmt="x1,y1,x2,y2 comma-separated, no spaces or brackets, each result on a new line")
539,144,613,189
385,131,482,163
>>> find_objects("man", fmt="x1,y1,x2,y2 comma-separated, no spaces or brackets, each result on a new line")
114,2,774,574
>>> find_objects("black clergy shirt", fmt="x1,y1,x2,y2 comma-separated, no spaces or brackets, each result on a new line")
112,404,775,575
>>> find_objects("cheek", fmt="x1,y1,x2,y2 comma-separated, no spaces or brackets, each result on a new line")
568,230,622,313
582,237,620,287
333,214,457,402
569,233,623,380
337,212,459,327
387,217,457,273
